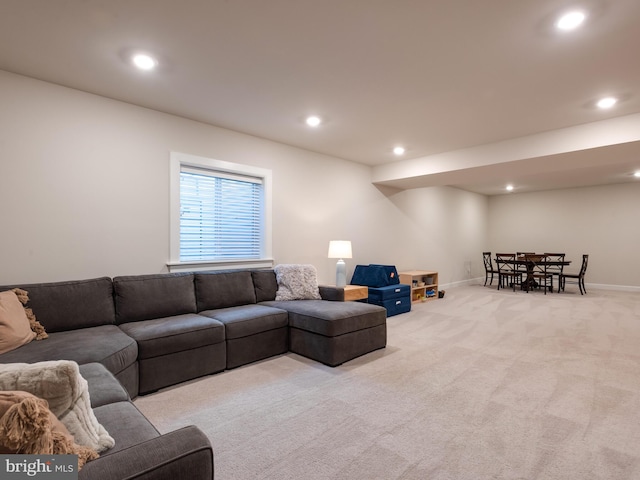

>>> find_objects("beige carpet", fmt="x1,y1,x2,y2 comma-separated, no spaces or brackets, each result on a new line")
135,285,640,480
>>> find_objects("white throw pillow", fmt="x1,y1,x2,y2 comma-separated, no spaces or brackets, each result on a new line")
274,264,322,301
0,360,115,452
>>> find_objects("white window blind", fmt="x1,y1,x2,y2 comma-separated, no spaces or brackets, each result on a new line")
179,166,263,262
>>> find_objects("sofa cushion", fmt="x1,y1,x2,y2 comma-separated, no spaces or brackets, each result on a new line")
0,277,115,333
252,270,278,302
79,363,129,409
92,401,159,457
78,425,213,479
0,290,36,354
262,300,387,337
113,273,196,324
199,304,288,339
195,271,257,311
118,313,225,360
0,325,137,378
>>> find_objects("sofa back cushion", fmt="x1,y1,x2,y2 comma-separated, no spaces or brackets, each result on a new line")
195,271,257,311
251,270,278,302
113,273,196,323
0,278,115,333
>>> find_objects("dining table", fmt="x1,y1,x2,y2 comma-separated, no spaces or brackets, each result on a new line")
497,254,572,291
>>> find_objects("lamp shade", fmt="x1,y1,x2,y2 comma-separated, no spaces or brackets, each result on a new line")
328,240,352,259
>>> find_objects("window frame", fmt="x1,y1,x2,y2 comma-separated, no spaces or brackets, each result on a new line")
168,151,273,272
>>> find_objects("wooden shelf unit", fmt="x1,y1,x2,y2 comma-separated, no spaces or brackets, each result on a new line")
399,270,439,303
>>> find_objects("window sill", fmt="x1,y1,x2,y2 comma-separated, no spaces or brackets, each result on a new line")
167,259,274,273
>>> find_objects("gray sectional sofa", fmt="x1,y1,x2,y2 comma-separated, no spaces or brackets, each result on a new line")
0,269,387,479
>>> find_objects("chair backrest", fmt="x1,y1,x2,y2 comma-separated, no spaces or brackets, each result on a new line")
517,252,535,257
543,252,566,274
483,252,494,271
525,253,548,274
495,253,516,273
579,254,589,276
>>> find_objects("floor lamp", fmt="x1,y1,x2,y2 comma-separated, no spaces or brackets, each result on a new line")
328,240,352,287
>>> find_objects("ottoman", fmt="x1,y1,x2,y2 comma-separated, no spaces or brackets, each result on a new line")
261,299,387,366
367,284,412,316
350,263,412,317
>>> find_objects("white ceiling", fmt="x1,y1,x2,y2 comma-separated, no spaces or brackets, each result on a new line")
1,0,640,195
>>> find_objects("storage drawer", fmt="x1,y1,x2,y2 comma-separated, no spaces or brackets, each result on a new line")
368,296,411,317
367,284,411,301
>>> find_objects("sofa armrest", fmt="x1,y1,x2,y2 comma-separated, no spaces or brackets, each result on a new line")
318,285,344,301
80,426,214,480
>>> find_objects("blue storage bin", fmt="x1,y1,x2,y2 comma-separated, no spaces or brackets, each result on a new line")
350,265,389,287
367,284,411,302
369,296,412,317
351,264,400,287
351,264,411,316
368,264,400,285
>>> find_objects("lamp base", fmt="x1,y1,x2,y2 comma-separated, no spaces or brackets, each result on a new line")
336,259,347,287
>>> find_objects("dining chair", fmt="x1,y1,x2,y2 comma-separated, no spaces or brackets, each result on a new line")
543,252,565,289
495,253,522,292
524,254,553,294
482,252,499,286
559,254,589,294
516,252,535,273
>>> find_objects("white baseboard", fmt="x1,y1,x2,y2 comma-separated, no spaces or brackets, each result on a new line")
440,278,640,293
584,282,640,293
440,277,485,290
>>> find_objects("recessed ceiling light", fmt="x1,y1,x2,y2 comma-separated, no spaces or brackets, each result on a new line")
132,53,157,70
305,116,321,127
393,146,405,156
556,10,586,31
596,96,618,109
634,171,640,178
506,185,514,192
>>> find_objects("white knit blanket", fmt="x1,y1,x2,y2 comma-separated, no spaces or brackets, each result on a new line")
0,360,114,452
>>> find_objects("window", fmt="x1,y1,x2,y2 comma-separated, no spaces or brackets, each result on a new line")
169,152,272,271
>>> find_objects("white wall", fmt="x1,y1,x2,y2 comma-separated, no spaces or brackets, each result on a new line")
488,183,640,288
0,70,487,286
377,186,489,284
